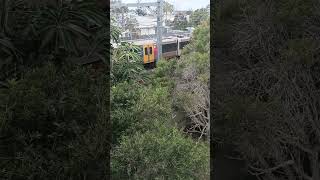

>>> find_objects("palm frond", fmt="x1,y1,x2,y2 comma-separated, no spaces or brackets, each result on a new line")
0,37,21,58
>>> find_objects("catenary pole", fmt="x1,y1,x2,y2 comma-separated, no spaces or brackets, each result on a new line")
156,0,163,62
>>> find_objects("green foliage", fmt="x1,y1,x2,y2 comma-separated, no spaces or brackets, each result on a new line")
164,1,174,22
151,59,177,90
111,81,173,145
111,55,209,179
172,14,189,30
0,62,109,179
0,0,110,80
111,43,146,85
189,8,209,27
173,19,210,139
112,81,142,109
111,124,209,180
111,17,121,43
110,42,149,144
164,1,174,15
280,38,320,66
213,0,320,179
186,20,210,54
276,0,315,27
0,1,113,179
153,60,177,78
133,85,171,122
111,81,141,144
109,10,210,178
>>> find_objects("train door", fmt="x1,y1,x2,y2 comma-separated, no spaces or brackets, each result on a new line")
143,45,148,64
148,45,154,63
143,44,154,64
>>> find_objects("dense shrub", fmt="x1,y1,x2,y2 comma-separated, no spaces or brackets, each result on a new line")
111,81,142,145
111,124,209,179
110,57,210,179
173,19,210,139
111,59,175,145
213,0,320,179
0,62,109,179
151,59,177,90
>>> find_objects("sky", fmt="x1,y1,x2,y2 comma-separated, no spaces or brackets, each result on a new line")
122,0,210,11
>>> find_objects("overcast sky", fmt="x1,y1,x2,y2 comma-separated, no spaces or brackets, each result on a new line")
122,0,210,11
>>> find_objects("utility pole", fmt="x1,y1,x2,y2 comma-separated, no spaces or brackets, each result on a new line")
156,0,163,62
111,0,163,61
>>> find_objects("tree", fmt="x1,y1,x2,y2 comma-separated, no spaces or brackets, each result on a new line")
213,0,320,179
0,1,111,179
189,8,209,27
172,13,188,30
174,19,210,140
111,42,145,85
111,6,139,38
163,1,174,22
111,124,209,179
0,0,110,80
110,55,210,179
0,62,109,179
112,6,129,29
111,17,121,43
123,15,138,33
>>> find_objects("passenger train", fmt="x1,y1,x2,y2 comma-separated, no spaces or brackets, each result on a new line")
113,36,190,68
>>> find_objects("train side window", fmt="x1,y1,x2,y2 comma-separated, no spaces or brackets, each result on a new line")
149,47,152,54
179,41,189,49
145,47,148,55
162,43,178,53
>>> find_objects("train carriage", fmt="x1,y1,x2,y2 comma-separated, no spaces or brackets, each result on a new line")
161,36,190,59
162,38,179,59
112,35,190,68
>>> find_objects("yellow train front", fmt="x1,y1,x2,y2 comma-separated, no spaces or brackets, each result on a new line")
132,40,157,68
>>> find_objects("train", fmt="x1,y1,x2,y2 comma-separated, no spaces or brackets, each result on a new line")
113,36,191,68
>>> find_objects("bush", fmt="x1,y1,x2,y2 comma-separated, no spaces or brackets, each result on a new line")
111,124,209,179
111,60,176,145
130,85,172,130
0,62,109,179
111,73,173,145
111,58,210,179
213,0,320,179
111,81,142,145
173,19,210,139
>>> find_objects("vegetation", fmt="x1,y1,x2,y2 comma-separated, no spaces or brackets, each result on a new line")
0,0,111,179
111,6,139,33
0,63,108,179
170,6,210,30
174,19,210,140
110,57,210,179
164,1,174,21
110,10,210,179
189,7,210,27
112,124,209,179
0,0,210,179
213,0,320,179
172,13,189,30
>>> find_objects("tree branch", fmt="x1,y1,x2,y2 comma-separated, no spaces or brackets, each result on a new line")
249,160,294,176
